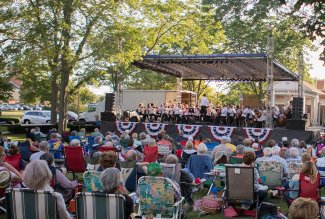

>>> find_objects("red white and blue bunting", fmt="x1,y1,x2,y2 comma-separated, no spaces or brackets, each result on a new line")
176,124,201,139
243,128,273,144
209,126,235,141
115,122,137,134
144,123,166,136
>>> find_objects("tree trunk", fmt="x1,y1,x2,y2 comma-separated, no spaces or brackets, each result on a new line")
58,0,73,134
50,75,58,123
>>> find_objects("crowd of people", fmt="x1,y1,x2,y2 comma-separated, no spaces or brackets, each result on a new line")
131,97,292,128
0,127,323,218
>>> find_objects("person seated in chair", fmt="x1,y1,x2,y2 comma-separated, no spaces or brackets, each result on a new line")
165,154,196,205
23,160,72,219
0,146,22,183
47,133,64,159
147,162,181,202
180,140,197,167
97,151,118,171
241,151,268,203
100,168,134,219
40,153,78,203
289,161,320,201
186,143,212,179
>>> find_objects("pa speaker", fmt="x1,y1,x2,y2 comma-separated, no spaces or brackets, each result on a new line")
101,112,116,121
105,93,115,112
292,97,303,119
287,119,306,130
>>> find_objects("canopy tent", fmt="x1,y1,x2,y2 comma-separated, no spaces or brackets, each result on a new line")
133,53,299,81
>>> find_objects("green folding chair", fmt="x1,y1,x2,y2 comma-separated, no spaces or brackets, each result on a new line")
6,188,58,219
75,192,126,219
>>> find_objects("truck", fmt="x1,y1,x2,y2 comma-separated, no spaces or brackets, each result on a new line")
78,90,197,122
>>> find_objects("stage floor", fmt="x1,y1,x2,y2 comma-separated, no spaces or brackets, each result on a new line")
101,121,322,145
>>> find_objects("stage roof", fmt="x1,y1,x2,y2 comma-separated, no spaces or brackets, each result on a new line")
133,53,299,81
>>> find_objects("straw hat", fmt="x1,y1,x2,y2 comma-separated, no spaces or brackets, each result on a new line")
0,170,11,188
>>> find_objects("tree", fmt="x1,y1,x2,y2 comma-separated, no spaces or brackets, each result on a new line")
0,79,13,102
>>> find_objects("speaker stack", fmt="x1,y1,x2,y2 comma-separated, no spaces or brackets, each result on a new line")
287,97,305,130
101,93,116,121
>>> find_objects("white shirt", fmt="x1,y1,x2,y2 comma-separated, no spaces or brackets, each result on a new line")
221,107,228,117
200,96,208,106
227,108,235,117
29,151,46,162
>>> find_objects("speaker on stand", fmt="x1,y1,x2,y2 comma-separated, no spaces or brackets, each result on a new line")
101,93,116,121
287,97,305,130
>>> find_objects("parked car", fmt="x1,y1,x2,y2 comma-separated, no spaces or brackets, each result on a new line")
21,110,52,124
67,111,78,122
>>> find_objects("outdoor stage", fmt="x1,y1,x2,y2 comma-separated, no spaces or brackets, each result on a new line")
101,121,322,145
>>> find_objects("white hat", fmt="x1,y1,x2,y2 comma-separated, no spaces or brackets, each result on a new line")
221,136,228,142
188,136,193,141
282,137,288,142
0,170,11,188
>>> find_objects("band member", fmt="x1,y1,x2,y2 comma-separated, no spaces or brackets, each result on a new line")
235,105,242,127
174,103,182,123
220,105,228,125
227,105,236,126
200,94,209,122
160,103,169,123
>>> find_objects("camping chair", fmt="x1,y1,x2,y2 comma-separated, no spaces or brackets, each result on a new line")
257,161,283,189
6,188,59,219
157,143,172,162
186,154,213,179
138,176,184,219
64,146,86,180
288,162,303,179
228,156,243,165
143,146,158,163
97,146,118,153
221,165,258,219
75,192,126,219
68,136,80,144
5,154,23,172
83,171,104,192
17,141,33,162
161,163,181,183
205,142,219,155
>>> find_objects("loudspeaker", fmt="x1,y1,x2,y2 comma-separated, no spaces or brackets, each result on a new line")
105,93,115,112
101,112,116,121
286,119,306,130
292,97,303,119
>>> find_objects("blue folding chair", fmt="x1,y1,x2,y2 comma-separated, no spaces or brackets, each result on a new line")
205,142,219,155
68,135,80,144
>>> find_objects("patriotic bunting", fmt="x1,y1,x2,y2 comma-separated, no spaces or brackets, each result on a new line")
144,123,166,136
209,126,235,141
115,121,137,134
243,128,273,144
176,124,201,138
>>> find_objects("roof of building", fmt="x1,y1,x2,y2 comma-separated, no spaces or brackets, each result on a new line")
134,53,299,81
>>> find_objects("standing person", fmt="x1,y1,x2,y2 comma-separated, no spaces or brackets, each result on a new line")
227,105,235,126
200,94,209,122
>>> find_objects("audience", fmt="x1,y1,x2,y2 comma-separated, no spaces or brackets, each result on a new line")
98,151,118,171
23,160,72,219
100,168,134,219
30,141,49,161
70,139,81,147
0,146,22,181
289,197,319,219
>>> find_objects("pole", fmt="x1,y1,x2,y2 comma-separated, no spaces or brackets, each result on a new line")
265,24,274,128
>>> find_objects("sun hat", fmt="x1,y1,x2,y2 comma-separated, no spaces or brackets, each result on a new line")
282,137,288,142
0,170,11,188
147,162,162,176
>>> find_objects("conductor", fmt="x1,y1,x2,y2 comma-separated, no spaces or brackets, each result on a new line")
200,94,209,121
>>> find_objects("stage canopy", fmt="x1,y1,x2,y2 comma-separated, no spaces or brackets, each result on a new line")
134,53,299,81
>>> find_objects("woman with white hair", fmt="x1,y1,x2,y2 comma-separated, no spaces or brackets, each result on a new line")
255,147,273,164
100,168,134,218
286,148,302,163
23,160,72,219
186,143,212,178
180,140,197,168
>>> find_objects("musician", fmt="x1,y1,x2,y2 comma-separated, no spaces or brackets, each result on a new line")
256,109,267,128
160,103,169,123
244,106,255,127
174,103,182,123
200,94,209,122
220,105,228,125
227,105,236,126
148,103,157,122
272,106,280,127
235,105,242,127
137,103,147,122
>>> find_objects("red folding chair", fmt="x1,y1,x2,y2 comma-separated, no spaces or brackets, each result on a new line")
143,146,158,163
97,146,118,153
64,146,86,179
